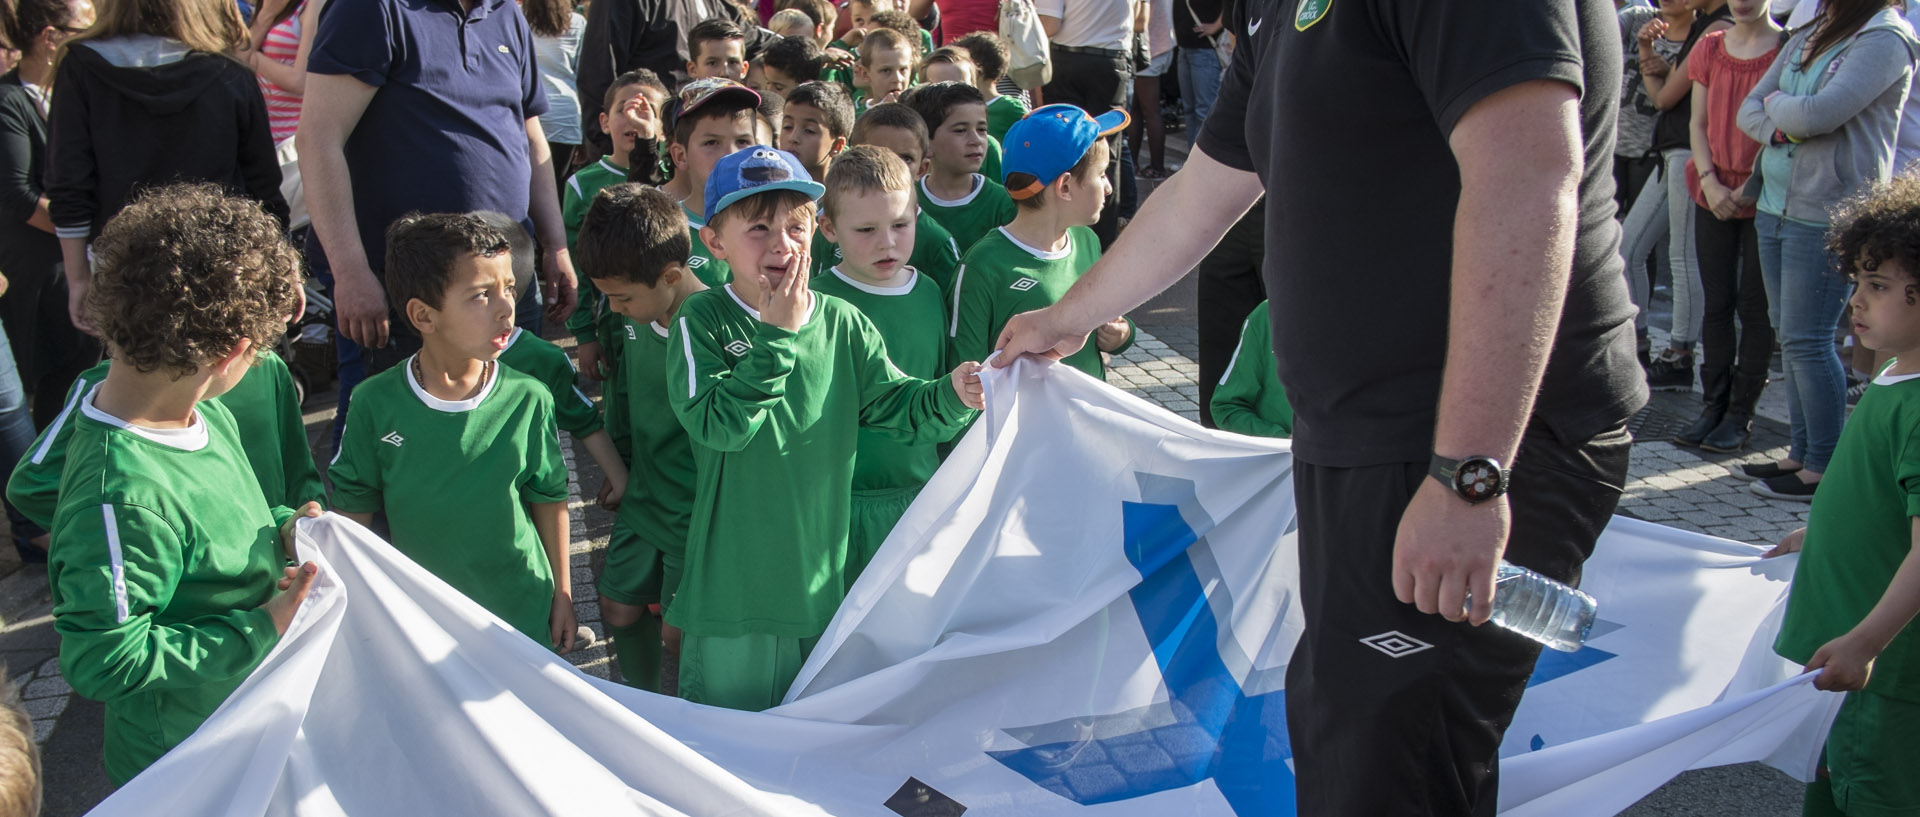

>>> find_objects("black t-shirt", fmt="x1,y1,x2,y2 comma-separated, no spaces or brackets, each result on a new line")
1173,0,1228,49
1197,0,1646,468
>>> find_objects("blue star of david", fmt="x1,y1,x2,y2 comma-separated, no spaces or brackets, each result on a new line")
987,476,1294,815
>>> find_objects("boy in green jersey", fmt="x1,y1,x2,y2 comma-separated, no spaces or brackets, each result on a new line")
903,81,1019,255
574,183,707,691
1764,180,1920,817
1211,301,1293,438
849,27,914,112
329,214,576,653
950,104,1135,381
9,350,324,532
663,78,766,289
820,103,961,295
812,146,955,582
951,33,1029,144
43,184,321,784
668,147,984,710
781,82,854,184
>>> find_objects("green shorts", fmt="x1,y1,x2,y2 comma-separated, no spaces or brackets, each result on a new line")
1822,690,1920,817
677,632,823,712
596,523,662,607
846,484,922,590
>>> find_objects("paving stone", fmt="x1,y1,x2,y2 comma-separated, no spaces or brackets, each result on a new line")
24,675,68,699
30,719,52,743
22,695,64,720
1678,511,1724,529
1747,505,1806,523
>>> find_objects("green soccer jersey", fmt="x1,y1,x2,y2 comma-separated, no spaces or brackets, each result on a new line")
986,94,1028,143
613,316,696,560
48,396,289,784
684,202,732,287
1211,301,1293,438
564,158,633,345
665,286,976,638
810,210,962,298
328,360,570,645
981,135,1002,190
810,266,950,491
498,328,603,438
917,174,1018,256
1776,364,1920,703
951,225,1131,380
8,351,323,531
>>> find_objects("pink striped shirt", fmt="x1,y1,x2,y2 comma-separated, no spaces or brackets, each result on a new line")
258,6,303,143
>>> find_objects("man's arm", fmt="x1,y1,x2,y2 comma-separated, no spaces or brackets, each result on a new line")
296,73,385,348
993,145,1263,363
1390,79,1583,625
526,117,579,323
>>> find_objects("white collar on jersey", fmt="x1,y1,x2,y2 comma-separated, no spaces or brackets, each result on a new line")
828,265,919,295
80,382,209,452
405,354,500,413
919,174,986,207
997,225,1073,261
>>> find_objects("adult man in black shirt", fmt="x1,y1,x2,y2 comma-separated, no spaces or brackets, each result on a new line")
996,0,1646,813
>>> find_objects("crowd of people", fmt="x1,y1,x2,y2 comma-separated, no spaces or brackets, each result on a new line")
0,0,1911,814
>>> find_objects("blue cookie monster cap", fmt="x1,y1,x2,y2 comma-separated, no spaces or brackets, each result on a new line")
1001,104,1131,200
704,146,827,224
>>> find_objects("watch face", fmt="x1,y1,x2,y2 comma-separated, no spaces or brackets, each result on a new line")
1455,459,1504,503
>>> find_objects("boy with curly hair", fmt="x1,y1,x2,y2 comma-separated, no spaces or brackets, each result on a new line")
1767,176,1920,817
328,213,575,653
40,183,321,784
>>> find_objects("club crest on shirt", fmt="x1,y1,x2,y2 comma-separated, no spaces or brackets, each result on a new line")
1295,0,1331,30
1010,277,1039,291
723,340,753,357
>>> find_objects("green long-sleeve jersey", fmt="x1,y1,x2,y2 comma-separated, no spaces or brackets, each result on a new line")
498,328,604,438
950,225,1132,381
563,158,633,346
1211,301,1293,438
48,396,291,784
810,210,962,300
810,266,951,491
8,351,323,532
917,174,1018,257
665,286,976,637
613,317,696,558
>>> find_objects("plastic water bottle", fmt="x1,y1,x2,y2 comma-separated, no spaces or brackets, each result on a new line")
1481,561,1598,653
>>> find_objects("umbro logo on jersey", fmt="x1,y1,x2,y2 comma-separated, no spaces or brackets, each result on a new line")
381,431,405,448
688,256,708,268
1010,277,1039,291
1358,631,1433,658
626,325,638,340
723,340,753,357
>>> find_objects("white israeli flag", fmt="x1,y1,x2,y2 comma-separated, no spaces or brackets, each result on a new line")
84,359,1839,817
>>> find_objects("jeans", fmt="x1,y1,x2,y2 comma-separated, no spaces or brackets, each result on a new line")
1620,150,1704,342
1177,45,1221,128
0,323,47,540
1693,206,1772,380
1755,211,1850,472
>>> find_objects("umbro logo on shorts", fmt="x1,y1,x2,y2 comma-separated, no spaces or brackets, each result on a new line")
381,431,405,448
723,340,753,357
1358,631,1433,658
1010,277,1039,291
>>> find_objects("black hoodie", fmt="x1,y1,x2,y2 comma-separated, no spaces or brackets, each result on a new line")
45,39,287,242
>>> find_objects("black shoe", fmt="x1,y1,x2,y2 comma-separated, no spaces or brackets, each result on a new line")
1646,351,1695,391
1699,414,1752,453
1740,462,1802,479
1752,473,1817,502
1672,409,1723,448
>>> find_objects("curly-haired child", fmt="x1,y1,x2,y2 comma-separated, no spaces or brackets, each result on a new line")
1767,175,1920,817
39,183,320,785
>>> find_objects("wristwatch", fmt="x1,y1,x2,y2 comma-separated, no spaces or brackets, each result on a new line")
1429,454,1510,504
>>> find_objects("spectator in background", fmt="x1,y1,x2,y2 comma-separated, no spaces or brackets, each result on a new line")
46,0,288,334
687,17,750,82
237,0,323,237
1736,0,1918,501
1170,0,1223,129
776,0,838,46
1128,0,1172,180
0,0,98,429
1617,0,1695,367
1037,0,1137,247
576,0,772,157
526,0,588,190
769,8,814,38
299,0,577,443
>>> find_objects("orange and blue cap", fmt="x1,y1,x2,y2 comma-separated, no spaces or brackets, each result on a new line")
1002,104,1131,200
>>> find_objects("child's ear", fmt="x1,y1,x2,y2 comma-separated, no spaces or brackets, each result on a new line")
701,224,727,260
669,141,688,171
213,336,255,378
818,212,839,244
661,264,684,286
1053,171,1074,202
405,297,437,335
916,156,932,176
853,62,869,83
599,110,612,134
686,59,699,76
829,135,848,157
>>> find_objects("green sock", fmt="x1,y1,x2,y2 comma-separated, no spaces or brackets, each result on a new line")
1803,778,1845,817
606,614,662,693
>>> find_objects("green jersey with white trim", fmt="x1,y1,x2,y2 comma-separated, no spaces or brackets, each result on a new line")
48,396,288,784
7,350,322,531
498,328,603,437
328,361,569,645
810,266,950,490
613,316,696,557
685,203,731,287
950,225,1130,380
665,286,976,637
917,174,1018,257
810,210,962,300
1211,301,1293,437
986,94,1028,144
563,158,632,345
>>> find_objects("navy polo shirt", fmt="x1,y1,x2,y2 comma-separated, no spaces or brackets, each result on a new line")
307,0,549,271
